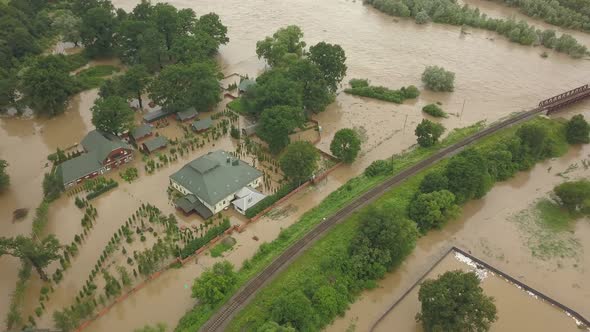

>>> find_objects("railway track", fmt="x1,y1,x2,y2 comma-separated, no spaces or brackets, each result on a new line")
201,82,590,332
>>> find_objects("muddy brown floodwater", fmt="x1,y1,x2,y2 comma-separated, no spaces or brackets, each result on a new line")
374,253,582,332
1,0,589,330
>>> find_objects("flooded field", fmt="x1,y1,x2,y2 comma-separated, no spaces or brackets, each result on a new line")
1,0,589,329
373,252,583,332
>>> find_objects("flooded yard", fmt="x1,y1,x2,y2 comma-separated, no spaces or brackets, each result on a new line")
373,252,583,332
1,0,590,330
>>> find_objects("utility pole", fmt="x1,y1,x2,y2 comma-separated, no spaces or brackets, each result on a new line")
460,99,466,121
402,114,408,133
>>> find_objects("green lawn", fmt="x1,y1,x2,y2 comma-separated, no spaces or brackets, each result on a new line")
227,98,247,114
75,65,120,91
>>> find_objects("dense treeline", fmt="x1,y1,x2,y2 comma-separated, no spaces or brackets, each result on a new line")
1,0,228,116
227,116,577,331
364,0,588,58
344,78,420,103
495,0,590,32
241,26,347,153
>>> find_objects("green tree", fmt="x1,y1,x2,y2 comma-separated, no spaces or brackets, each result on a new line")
138,26,167,72
554,180,590,212
118,64,152,109
330,128,361,163
408,190,459,232
152,3,183,51
191,261,237,305
309,42,347,92
445,149,492,203
417,270,497,332
280,141,320,184
52,10,82,46
415,119,445,147
419,171,449,193
312,285,348,320
242,70,303,114
256,25,306,67
257,321,296,332
80,7,116,57
421,66,455,92
349,208,418,281
565,114,590,144
91,96,135,135
149,62,221,112
485,148,517,181
286,59,333,113
0,235,61,281
257,106,305,154
270,290,316,331
516,123,549,161
195,13,229,46
43,170,64,201
170,33,217,63
22,55,77,116
0,160,9,192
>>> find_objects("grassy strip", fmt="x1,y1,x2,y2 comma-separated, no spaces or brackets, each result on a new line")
75,65,120,91
227,98,246,114
227,117,569,330
210,240,235,258
174,122,484,331
5,262,33,329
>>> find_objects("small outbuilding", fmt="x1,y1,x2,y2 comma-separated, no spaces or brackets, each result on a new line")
191,117,213,133
143,107,170,123
130,124,153,142
142,136,168,154
232,187,266,215
176,108,198,122
241,123,258,137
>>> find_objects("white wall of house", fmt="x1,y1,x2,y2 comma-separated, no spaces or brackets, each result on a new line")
171,175,263,214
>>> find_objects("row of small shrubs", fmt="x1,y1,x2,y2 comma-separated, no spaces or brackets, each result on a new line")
245,183,298,218
344,78,420,103
180,218,231,258
86,180,118,200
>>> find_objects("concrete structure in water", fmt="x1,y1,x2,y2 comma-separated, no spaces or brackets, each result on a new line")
57,130,134,188
170,150,263,218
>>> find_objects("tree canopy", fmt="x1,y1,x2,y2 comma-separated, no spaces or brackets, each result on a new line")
421,66,455,92
149,62,221,112
242,70,303,114
415,119,445,147
280,141,320,184
80,6,116,57
256,25,306,67
0,160,9,192
257,106,305,154
309,42,347,92
270,290,316,331
409,190,459,232
565,114,590,144
0,235,61,281
417,270,497,332
192,261,237,305
445,149,492,203
554,180,590,212
91,96,135,135
330,128,361,163
117,64,152,109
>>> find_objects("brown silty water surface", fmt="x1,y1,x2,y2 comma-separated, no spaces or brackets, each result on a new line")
328,108,590,332
1,0,589,329
373,253,583,332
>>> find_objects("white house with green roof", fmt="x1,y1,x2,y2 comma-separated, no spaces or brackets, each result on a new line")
57,130,134,188
170,150,263,217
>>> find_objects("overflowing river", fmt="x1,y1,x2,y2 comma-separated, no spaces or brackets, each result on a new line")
1,0,589,330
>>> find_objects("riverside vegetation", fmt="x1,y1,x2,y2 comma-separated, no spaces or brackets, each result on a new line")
220,115,580,331
364,0,588,58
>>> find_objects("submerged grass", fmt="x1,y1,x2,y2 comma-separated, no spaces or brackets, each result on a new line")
209,238,236,258
174,122,483,331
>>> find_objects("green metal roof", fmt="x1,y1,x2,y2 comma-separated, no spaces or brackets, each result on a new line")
191,117,213,131
169,150,262,206
174,194,213,219
176,108,198,121
57,152,103,185
131,124,152,140
81,130,133,162
143,136,168,153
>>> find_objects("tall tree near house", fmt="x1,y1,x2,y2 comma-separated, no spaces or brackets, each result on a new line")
80,6,116,57
149,62,221,112
309,42,347,93
257,105,305,154
280,141,320,184
0,235,61,281
256,25,306,67
195,13,229,46
118,64,152,109
91,96,135,135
